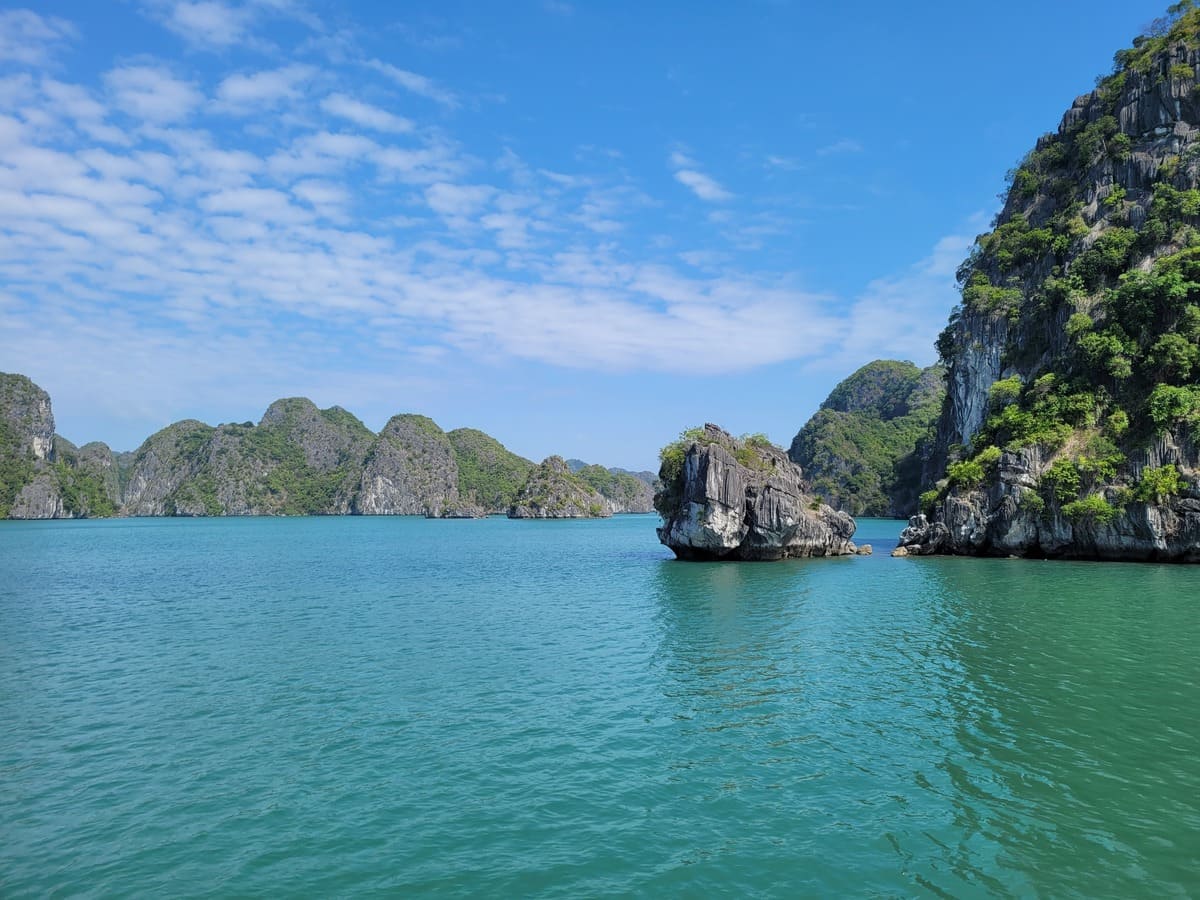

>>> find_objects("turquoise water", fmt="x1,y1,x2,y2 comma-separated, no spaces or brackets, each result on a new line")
1,515,1197,897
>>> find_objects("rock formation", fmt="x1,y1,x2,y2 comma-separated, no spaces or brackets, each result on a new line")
504,458,609,520
507,456,613,518
566,459,657,513
903,9,1200,560
654,424,857,561
789,360,944,517
354,415,458,516
0,372,636,520
1,373,121,518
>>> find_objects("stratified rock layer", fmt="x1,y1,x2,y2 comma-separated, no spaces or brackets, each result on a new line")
655,425,856,561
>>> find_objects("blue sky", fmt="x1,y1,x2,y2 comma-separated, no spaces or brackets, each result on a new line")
0,0,1171,468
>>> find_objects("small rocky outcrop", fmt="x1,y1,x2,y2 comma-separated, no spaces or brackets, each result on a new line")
425,504,488,519
507,456,613,518
654,424,857,561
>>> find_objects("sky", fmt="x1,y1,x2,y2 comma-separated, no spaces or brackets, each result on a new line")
0,0,1173,469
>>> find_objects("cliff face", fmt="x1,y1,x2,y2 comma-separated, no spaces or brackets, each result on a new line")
354,415,459,516
655,424,856,561
909,10,1200,559
1,373,121,518
789,360,944,517
507,456,612,518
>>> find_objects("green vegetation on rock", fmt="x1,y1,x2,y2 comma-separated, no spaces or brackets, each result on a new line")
904,2,1200,561
447,428,534,512
508,455,611,518
788,361,945,517
573,464,655,513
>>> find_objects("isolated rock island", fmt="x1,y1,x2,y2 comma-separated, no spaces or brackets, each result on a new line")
654,425,857,561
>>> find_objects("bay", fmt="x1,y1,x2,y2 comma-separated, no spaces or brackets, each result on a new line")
1,515,1197,897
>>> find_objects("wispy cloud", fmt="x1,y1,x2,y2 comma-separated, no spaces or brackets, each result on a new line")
141,0,323,50
104,65,203,123
215,64,314,112
816,138,863,156
0,9,78,66
367,61,459,109
320,93,413,133
816,222,981,373
160,1,251,47
668,150,732,202
764,154,802,171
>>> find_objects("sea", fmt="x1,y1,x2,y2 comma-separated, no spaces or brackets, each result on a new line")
1,515,1197,897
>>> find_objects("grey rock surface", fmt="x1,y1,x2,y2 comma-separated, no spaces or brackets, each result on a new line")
655,424,856,561
354,415,461,516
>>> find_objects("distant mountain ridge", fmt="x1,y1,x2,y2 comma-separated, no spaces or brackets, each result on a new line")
0,373,646,519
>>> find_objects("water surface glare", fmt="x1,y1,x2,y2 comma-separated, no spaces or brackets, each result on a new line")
1,515,1197,896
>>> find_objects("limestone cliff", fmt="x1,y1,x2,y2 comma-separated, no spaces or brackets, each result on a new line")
122,400,376,517
1,373,121,518
789,360,944,517
1,373,654,520
654,424,856,561
354,415,460,516
907,7,1200,560
507,456,612,518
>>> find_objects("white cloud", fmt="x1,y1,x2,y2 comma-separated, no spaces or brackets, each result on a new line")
425,182,495,221
0,9,78,66
320,93,412,133
818,226,978,374
215,65,314,111
104,65,202,123
817,138,863,156
163,1,250,47
668,150,732,202
143,0,323,50
764,154,801,171
367,61,459,109
291,178,350,215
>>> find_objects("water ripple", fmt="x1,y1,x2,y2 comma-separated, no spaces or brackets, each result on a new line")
1,516,1197,897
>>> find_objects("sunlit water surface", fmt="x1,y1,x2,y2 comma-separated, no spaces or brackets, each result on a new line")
2,515,1197,897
